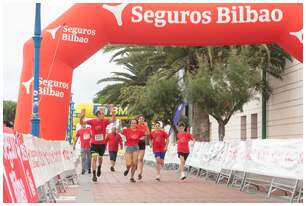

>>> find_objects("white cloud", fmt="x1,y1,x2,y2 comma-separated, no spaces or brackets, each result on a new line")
3,2,123,104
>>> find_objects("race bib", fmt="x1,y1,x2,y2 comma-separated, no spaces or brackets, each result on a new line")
83,133,90,140
95,134,104,141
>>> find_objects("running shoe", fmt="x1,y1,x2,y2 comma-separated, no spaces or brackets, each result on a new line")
81,169,85,175
110,166,115,172
88,169,91,174
156,175,160,181
124,169,129,176
138,174,142,180
130,178,136,183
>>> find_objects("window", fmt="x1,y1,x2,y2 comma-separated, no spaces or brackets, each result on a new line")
241,116,247,140
251,113,258,139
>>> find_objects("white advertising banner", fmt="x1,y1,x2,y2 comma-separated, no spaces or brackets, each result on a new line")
23,135,76,187
244,139,303,179
199,141,229,173
144,138,303,180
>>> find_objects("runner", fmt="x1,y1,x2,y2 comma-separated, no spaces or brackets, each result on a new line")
177,122,195,180
150,121,169,181
79,107,116,182
122,119,145,183
73,123,92,174
136,115,150,180
105,126,123,172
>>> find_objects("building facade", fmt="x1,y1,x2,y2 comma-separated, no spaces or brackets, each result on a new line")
207,59,303,141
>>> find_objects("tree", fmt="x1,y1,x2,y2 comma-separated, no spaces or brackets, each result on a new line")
3,100,17,126
187,54,260,140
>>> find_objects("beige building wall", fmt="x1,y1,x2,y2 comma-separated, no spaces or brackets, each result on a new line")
209,59,303,142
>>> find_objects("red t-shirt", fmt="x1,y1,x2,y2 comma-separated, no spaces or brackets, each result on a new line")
177,132,193,153
76,128,91,149
150,130,169,152
136,124,148,140
85,118,110,144
122,128,144,147
106,133,123,152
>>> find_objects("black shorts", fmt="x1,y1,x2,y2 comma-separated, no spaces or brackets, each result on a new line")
138,139,146,150
109,151,118,161
90,144,106,157
178,152,189,161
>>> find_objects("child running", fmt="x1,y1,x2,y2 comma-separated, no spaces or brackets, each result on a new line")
105,126,123,172
177,122,195,180
122,119,145,183
150,121,169,181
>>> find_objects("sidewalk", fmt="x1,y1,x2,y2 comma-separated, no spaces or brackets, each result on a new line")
56,156,287,203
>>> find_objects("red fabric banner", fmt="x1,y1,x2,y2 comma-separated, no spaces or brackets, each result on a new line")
3,133,38,203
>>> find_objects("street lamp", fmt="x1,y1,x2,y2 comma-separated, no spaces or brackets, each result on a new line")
31,3,42,137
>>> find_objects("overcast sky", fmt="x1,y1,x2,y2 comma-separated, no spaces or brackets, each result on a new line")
3,2,123,104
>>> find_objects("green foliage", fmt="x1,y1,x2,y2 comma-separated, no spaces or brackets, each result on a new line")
187,54,260,125
3,100,17,123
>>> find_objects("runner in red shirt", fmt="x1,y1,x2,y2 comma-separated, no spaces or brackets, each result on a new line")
136,115,150,180
177,122,195,180
122,119,145,183
106,127,123,172
150,121,169,181
73,124,92,175
79,107,116,182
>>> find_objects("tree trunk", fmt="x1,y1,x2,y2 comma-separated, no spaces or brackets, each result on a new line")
192,103,210,141
218,120,225,141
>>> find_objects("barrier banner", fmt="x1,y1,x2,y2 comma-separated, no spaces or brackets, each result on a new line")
3,133,38,203
23,135,75,187
222,141,249,172
186,142,204,168
199,141,229,173
245,139,303,179
145,139,303,180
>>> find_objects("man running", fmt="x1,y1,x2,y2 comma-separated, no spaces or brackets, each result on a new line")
177,122,195,180
106,126,123,172
150,121,169,181
79,107,116,182
73,123,92,174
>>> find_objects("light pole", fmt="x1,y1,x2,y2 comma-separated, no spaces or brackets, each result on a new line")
31,3,42,137
66,94,75,144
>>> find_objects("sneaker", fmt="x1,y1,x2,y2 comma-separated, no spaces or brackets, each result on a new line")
92,173,97,182
138,174,142,180
81,169,85,175
124,169,129,176
156,175,160,181
88,169,91,174
130,178,136,183
110,167,115,172
97,165,101,177
180,173,186,180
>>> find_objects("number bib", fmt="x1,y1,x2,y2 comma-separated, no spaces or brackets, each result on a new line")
83,133,90,140
95,134,104,141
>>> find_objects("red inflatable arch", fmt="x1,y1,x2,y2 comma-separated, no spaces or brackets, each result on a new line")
15,3,302,140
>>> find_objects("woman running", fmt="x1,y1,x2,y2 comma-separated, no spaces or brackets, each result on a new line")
122,119,145,183
177,122,195,180
136,115,150,180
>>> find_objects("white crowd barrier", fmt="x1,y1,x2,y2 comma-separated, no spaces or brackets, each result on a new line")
23,134,79,187
144,139,303,180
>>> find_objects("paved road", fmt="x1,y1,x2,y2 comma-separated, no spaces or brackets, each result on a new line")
56,156,286,203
